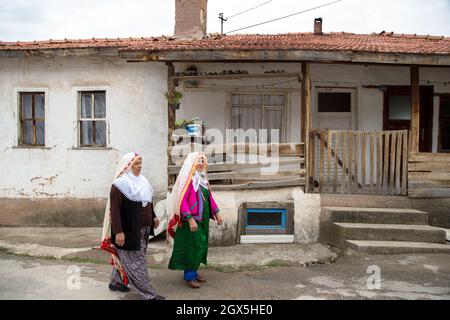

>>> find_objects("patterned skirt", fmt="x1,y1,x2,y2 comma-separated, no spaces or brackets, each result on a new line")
111,227,158,300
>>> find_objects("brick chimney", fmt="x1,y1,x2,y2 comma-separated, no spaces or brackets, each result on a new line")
314,17,323,35
174,0,208,39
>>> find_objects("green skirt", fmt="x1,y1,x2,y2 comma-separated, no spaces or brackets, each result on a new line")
168,187,210,271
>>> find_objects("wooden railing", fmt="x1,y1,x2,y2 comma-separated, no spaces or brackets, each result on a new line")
168,142,305,190
309,129,408,195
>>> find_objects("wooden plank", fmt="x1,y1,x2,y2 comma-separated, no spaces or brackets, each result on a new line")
168,158,304,174
408,162,450,172
341,131,347,194
410,66,420,153
333,131,339,193
402,130,408,195
408,180,450,188
395,131,402,195
327,130,332,193
361,131,366,193
409,172,450,181
169,142,304,156
389,131,397,194
409,153,450,162
309,131,316,192
377,131,382,194
211,177,305,191
369,131,374,194
383,132,390,195
349,131,354,194
208,169,306,181
408,187,450,198
354,131,361,193
319,130,325,193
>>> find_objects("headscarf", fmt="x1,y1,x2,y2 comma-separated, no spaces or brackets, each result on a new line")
100,152,153,285
168,152,199,221
168,152,210,238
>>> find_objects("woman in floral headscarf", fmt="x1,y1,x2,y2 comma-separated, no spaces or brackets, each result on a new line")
168,152,223,289
101,152,165,300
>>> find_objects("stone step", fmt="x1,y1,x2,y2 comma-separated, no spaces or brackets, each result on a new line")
324,207,428,225
345,240,450,254
334,223,447,243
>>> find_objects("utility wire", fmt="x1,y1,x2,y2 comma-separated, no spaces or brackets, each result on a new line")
226,0,273,19
226,0,344,33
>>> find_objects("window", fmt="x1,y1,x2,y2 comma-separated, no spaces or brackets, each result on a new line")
19,92,45,146
318,92,351,113
79,91,107,147
438,95,450,153
388,95,411,120
231,93,285,142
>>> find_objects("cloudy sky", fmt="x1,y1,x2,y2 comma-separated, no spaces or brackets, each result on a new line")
0,0,449,42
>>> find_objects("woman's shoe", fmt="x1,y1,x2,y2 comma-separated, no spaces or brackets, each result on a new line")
149,294,166,300
185,280,201,289
196,274,207,283
108,283,130,292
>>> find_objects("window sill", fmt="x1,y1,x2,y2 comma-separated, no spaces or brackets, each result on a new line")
12,145,50,150
70,147,113,151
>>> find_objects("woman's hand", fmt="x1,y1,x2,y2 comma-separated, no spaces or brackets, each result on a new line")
188,218,198,232
216,214,223,225
116,232,125,247
153,217,160,229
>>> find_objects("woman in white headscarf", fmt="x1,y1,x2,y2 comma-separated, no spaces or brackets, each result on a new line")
167,152,223,289
101,152,165,300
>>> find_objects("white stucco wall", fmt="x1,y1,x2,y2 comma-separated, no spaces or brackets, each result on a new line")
209,187,320,244
0,56,168,198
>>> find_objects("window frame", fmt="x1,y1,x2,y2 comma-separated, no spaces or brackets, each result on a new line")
78,90,107,148
230,92,287,143
18,91,46,147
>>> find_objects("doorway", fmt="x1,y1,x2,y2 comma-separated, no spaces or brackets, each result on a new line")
383,86,433,152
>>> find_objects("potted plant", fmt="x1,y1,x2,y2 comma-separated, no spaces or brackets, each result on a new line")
165,91,183,109
186,117,205,137
175,119,188,129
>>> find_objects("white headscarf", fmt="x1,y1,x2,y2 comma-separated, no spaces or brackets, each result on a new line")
101,152,154,242
113,171,153,207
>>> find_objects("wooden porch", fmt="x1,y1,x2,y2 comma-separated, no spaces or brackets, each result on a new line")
165,62,450,197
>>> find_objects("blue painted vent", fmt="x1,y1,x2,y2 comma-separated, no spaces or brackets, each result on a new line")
245,208,286,231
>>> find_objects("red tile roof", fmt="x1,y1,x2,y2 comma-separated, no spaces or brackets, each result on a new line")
1,32,449,55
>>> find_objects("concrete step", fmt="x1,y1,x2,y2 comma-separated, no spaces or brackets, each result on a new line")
346,240,450,254
324,207,428,225
334,223,447,243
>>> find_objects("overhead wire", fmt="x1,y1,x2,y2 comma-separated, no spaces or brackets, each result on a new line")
225,0,345,33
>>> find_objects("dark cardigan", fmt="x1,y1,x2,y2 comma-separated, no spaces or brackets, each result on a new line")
109,185,156,251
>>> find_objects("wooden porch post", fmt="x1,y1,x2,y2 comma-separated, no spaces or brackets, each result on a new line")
167,62,176,186
410,66,420,154
302,62,312,192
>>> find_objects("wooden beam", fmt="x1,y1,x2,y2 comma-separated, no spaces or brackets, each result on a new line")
118,49,450,66
410,66,420,153
167,62,176,186
302,62,312,192
174,72,301,81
